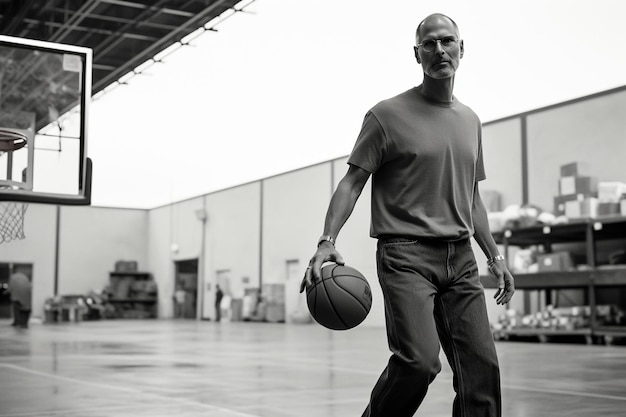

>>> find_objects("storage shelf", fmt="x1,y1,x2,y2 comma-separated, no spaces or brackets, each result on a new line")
493,328,594,344
109,271,152,277
481,269,626,290
108,298,157,303
481,271,592,289
495,328,592,336
490,216,626,344
493,216,626,246
592,267,626,286
107,271,158,319
594,326,626,336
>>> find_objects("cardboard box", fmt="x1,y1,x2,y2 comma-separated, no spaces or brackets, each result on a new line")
114,260,138,272
554,194,582,215
598,182,626,203
560,162,589,177
565,197,599,218
597,202,620,217
558,176,598,196
537,252,574,272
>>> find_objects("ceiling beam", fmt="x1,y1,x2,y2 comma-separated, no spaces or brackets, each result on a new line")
1,0,38,35
46,8,181,31
21,18,159,41
96,0,195,17
47,0,102,43
93,0,235,92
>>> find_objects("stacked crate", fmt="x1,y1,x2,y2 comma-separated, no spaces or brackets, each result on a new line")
597,181,626,216
553,162,599,218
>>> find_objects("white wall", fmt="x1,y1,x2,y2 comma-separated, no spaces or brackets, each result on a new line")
203,182,261,319
482,118,523,209
147,205,175,318
169,198,205,262
263,163,331,324
58,206,148,295
147,197,205,319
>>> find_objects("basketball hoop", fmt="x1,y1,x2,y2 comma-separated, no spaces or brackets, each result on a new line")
0,128,28,152
0,128,29,242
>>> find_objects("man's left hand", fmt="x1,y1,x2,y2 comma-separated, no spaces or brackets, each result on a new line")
490,260,515,305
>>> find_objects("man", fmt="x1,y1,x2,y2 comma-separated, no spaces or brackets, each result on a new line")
215,285,224,322
173,282,186,318
300,13,515,417
8,266,32,329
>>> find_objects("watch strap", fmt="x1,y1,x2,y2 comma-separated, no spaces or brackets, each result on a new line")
317,235,335,247
487,254,505,266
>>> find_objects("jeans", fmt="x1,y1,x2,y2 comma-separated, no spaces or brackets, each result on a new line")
11,301,31,328
362,237,501,417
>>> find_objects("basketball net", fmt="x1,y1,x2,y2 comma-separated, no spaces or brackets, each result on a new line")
0,129,29,243
0,198,28,243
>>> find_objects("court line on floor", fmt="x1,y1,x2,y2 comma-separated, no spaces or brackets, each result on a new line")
270,360,626,403
0,404,149,417
502,383,626,402
3,359,625,412
0,363,260,417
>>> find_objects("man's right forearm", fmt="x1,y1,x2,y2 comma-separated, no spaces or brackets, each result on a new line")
321,166,369,242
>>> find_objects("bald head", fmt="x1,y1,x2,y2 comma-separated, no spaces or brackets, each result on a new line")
415,13,459,44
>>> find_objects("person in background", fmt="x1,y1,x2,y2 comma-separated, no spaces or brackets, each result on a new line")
173,282,186,318
215,284,224,322
8,266,32,329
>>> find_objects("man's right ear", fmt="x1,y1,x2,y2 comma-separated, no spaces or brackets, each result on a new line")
413,46,421,63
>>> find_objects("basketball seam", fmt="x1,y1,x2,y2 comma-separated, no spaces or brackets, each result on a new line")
328,273,368,282
310,283,318,318
330,277,371,313
328,265,371,313
321,265,349,329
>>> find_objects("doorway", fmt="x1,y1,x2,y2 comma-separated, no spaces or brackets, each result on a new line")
0,263,33,319
174,259,198,319
285,259,311,323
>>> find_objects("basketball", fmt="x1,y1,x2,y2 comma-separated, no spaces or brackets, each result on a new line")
306,264,372,330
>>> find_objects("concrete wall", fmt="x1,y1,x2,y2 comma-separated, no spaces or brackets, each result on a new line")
263,163,331,324
147,205,174,318
482,118,523,209
203,182,261,320
146,197,204,319
58,206,148,294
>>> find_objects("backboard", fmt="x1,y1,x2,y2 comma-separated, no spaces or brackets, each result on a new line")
0,35,92,205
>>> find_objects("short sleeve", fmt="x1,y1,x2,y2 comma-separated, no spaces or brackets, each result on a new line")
347,111,386,174
476,124,486,182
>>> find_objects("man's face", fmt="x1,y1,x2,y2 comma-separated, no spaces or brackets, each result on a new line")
414,17,464,79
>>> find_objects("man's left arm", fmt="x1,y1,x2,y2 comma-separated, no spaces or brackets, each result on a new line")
472,184,515,305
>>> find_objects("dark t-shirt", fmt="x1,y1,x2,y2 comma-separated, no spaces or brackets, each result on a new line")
348,85,486,241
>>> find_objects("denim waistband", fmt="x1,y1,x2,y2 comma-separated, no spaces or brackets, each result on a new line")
377,235,470,245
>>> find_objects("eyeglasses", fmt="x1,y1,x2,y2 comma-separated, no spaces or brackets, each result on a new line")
417,36,460,52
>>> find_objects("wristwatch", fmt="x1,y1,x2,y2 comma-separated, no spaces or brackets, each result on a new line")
317,235,335,247
487,254,505,267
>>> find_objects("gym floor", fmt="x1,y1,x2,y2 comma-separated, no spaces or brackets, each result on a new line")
1,320,625,417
